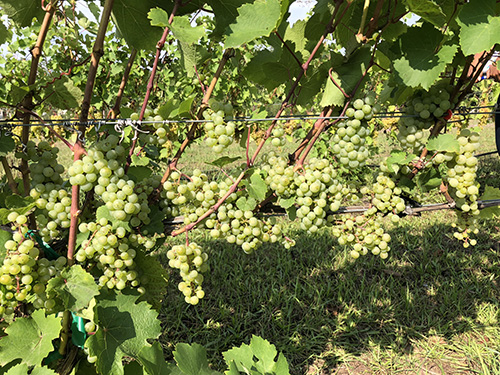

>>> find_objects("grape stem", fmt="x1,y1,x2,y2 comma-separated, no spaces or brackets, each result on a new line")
109,48,138,119
126,0,181,171
274,30,302,69
1,157,19,194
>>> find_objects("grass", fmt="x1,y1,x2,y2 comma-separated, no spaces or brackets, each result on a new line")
157,211,500,374
154,123,500,374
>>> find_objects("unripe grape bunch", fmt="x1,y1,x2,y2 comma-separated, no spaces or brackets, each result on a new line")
330,95,379,168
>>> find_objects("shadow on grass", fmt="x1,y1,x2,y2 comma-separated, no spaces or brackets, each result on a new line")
158,212,500,374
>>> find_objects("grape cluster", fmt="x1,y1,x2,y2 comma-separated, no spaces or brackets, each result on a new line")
132,109,177,154
76,219,145,292
167,243,208,305
0,213,65,317
161,169,289,252
437,129,481,246
397,84,454,150
332,214,392,259
263,154,345,234
330,95,379,168
271,127,285,147
26,140,64,186
203,111,235,153
370,173,406,222
27,141,70,241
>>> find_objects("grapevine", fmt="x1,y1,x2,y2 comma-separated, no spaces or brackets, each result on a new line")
0,1,499,374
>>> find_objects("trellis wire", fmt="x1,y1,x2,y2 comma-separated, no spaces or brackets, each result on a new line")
163,199,500,226
1,105,500,129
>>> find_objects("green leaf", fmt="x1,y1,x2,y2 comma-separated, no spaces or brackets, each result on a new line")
286,205,296,221
320,71,346,107
131,155,150,166
111,0,164,50
0,229,11,263
392,23,458,89
31,366,58,375
0,310,61,367
207,0,250,39
174,343,219,375
222,335,290,375
136,342,172,375
457,0,500,56
426,133,460,153
225,0,282,48
149,10,205,45
5,194,34,209
44,76,83,110
141,206,165,236
96,206,131,231
278,197,295,209
416,168,441,192
385,151,417,173
325,47,373,106
4,363,28,375
127,166,153,182
479,185,500,219
76,230,90,251
402,0,447,27
236,196,257,211
245,171,267,201
0,135,15,157
207,156,241,168
0,17,10,44
46,265,99,312
86,291,162,375
8,85,29,105
0,0,45,27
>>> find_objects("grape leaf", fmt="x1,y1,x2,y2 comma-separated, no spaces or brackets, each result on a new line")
0,310,61,367
278,197,295,209
149,10,205,45
402,0,447,27
96,206,131,231
5,195,34,209
0,19,10,45
134,251,168,310
0,134,15,157
222,335,290,375
479,185,500,219
456,0,500,56
173,343,220,375
136,342,172,375
385,151,417,174
131,155,150,166
320,71,346,108
325,47,372,106
86,291,162,375
111,0,164,50
225,0,282,48
3,363,28,375
0,0,45,27
141,206,165,236
31,366,58,375
46,265,99,312
416,168,441,192
44,76,83,110
244,171,267,201
127,166,153,182
392,22,458,89
206,0,250,40
426,133,460,153
236,196,257,211
0,229,11,263
207,156,241,168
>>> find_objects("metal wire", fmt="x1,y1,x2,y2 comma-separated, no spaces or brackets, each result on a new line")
1,105,499,129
